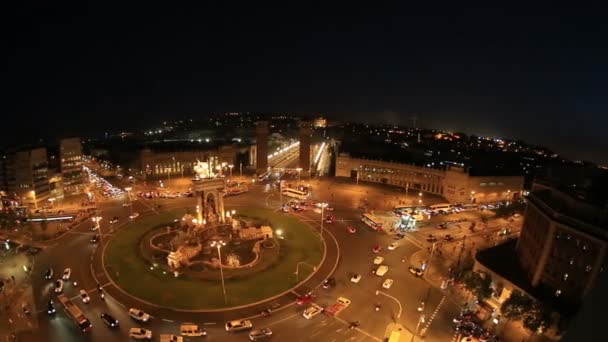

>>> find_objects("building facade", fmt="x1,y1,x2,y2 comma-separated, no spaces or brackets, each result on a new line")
140,145,236,179
298,121,312,176
255,121,269,173
0,148,51,209
59,138,84,195
516,184,608,305
336,154,523,203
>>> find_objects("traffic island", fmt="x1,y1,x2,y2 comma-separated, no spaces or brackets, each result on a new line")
103,208,323,310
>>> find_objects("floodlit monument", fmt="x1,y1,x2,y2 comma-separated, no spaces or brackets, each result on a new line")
192,160,226,225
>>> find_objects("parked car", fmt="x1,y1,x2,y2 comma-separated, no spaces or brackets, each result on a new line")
382,278,394,289
80,289,90,303
373,256,384,265
388,243,398,250
44,268,54,280
350,274,362,283
54,279,64,293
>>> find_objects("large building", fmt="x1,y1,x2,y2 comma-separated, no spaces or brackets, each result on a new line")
0,147,51,209
336,154,523,203
140,145,236,179
516,184,608,306
298,121,312,176
59,138,84,195
255,121,269,173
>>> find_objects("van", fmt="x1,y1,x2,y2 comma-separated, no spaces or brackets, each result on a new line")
160,334,183,342
375,265,389,277
180,323,206,337
225,319,253,332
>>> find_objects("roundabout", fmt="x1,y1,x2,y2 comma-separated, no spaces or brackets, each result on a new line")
102,207,325,310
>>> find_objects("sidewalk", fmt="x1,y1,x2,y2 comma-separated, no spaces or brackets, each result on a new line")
0,254,38,339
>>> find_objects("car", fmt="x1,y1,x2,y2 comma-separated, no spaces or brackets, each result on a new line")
90,234,99,243
54,279,64,293
324,215,335,224
372,245,381,253
408,266,423,277
388,243,398,250
347,226,357,234
375,265,389,276
426,235,438,243
129,327,153,340
159,335,183,342
436,223,447,229
129,212,140,219
101,312,119,328
382,278,394,289
80,289,90,303
26,247,41,255
373,256,384,265
303,304,324,319
225,319,253,332
350,274,362,283
443,235,454,242
296,293,316,305
337,297,351,306
129,308,151,322
180,323,206,337
109,217,119,224
122,203,132,207
322,278,336,289
47,299,56,315
44,268,54,280
62,268,71,280
249,328,273,341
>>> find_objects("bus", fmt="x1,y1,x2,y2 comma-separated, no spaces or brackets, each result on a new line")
428,203,453,214
393,206,428,221
281,188,310,200
57,294,92,332
361,213,383,231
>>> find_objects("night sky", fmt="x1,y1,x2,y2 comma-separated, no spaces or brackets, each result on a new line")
8,3,608,164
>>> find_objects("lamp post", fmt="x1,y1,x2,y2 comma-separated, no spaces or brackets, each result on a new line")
124,187,133,215
470,190,475,204
228,164,234,178
375,290,402,319
211,240,228,304
319,202,328,236
418,192,423,205
296,167,302,185
410,313,426,342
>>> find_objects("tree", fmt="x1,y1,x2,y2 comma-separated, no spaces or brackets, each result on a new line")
502,290,550,332
462,270,493,301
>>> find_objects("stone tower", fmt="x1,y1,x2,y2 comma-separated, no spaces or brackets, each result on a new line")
255,121,269,174
298,121,312,177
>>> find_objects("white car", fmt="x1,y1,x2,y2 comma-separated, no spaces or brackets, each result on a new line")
129,328,153,340
382,278,394,289
225,319,253,332
303,304,324,319
350,274,362,283
129,308,151,322
375,265,389,277
388,243,398,250
129,212,140,219
373,256,384,265
79,289,90,303
122,203,132,207
62,268,71,280
54,279,64,293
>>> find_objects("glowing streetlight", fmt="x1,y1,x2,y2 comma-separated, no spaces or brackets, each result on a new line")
210,240,228,304
296,167,302,184
231,209,236,215
228,164,234,177
319,202,329,236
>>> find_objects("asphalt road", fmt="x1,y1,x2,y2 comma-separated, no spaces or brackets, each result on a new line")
15,175,497,342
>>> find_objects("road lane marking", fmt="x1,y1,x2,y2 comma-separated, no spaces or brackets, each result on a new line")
162,318,174,322
264,312,300,327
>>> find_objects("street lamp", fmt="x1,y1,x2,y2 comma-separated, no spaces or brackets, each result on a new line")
92,216,102,230
124,187,133,215
319,202,329,236
418,192,423,205
210,240,228,304
375,290,402,319
296,167,302,184
411,314,426,342
228,164,234,178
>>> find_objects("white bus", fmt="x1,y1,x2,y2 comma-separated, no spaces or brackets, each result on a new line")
281,188,310,200
57,294,92,332
361,213,383,231
428,203,453,214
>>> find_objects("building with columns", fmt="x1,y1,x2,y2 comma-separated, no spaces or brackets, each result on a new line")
336,154,523,204
140,145,236,179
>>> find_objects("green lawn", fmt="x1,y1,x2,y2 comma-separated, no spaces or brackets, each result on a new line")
104,208,323,309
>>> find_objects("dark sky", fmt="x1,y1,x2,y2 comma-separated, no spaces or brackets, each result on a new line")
8,3,608,164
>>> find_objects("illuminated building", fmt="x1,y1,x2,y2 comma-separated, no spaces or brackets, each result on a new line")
313,117,327,128
60,138,84,195
0,147,50,209
336,154,522,203
140,145,236,179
